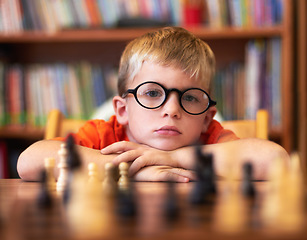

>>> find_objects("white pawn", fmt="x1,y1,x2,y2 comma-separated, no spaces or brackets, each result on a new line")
118,162,129,190
44,157,56,193
88,162,100,185
102,162,117,197
56,143,68,193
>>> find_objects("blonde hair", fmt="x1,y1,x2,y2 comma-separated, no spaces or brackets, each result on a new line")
118,27,215,96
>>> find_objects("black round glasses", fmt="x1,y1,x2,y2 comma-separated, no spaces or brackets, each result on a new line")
122,81,217,115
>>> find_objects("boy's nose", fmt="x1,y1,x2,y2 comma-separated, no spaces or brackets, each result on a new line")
161,92,181,118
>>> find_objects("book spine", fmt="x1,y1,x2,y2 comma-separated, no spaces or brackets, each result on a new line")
0,141,9,178
0,63,6,126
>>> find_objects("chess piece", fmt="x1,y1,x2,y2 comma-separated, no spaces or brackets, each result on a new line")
116,181,136,217
213,186,248,234
189,146,216,205
67,170,111,238
279,153,305,233
241,162,256,198
260,157,287,232
44,157,56,193
57,143,68,193
102,162,117,197
61,134,83,203
164,181,179,221
115,161,136,218
37,170,53,208
66,134,81,170
88,162,100,185
213,161,248,234
118,162,129,190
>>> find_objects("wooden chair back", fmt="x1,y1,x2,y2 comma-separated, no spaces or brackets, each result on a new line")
45,109,269,140
221,109,269,139
44,109,87,140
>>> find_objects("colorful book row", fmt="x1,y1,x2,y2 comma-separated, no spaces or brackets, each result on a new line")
0,0,284,33
212,38,281,128
0,62,116,127
205,0,283,28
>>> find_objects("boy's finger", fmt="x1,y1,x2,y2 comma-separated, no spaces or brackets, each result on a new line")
101,141,137,154
167,168,197,181
134,168,189,183
154,171,190,183
111,149,142,165
128,154,178,176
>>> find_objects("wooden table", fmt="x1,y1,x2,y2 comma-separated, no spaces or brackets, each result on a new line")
0,179,306,240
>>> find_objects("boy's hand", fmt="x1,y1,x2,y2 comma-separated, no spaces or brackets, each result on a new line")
133,166,196,182
101,141,195,177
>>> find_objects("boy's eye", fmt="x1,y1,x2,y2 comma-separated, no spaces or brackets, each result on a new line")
182,94,199,102
144,89,163,98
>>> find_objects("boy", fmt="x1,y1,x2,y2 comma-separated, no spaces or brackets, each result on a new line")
17,27,289,182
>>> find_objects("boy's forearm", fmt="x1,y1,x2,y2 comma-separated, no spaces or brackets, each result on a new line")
204,138,289,180
17,140,117,181
174,138,290,181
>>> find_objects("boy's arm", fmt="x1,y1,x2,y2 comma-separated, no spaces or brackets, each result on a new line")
17,140,117,181
102,138,290,181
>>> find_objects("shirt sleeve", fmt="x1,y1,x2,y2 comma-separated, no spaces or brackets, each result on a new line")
51,116,128,150
200,120,239,144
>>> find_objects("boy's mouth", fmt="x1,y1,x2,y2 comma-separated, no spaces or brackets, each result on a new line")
155,126,182,136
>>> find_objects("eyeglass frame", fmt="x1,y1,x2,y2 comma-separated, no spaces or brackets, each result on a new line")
122,81,217,115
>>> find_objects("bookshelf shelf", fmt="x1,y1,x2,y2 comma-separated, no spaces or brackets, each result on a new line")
0,26,284,43
0,126,44,140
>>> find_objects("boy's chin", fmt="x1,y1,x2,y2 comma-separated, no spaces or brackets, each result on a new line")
149,141,186,151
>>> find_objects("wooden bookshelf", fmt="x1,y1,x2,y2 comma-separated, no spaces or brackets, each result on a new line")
296,0,307,171
0,125,44,140
0,26,284,43
0,1,294,153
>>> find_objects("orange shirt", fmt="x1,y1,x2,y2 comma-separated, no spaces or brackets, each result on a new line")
55,115,239,149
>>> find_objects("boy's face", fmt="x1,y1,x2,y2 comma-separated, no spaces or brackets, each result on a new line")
114,61,216,151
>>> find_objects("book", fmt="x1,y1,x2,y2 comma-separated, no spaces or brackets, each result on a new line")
85,0,103,27
270,38,281,128
205,0,223,28
0,141,9,178
0,63,6,126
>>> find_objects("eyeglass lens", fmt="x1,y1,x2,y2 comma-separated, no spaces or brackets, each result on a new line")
136,82,210,114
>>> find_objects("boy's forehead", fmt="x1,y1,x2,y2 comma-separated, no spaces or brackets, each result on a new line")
128,74,208,91
125,60,211,91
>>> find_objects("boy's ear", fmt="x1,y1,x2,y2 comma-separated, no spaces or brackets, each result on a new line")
201,106,217,133
113,96,129,125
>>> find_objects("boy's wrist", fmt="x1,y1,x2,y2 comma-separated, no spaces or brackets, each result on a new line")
170,146,195,170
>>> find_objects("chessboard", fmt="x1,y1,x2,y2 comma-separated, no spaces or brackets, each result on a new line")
0,177,306,240
0,136,306,240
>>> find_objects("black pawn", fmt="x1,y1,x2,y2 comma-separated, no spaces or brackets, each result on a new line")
164,181,179,221
63,134,81,205
37,170,53,208
66,133,81,170
116,183,136,217
241,162,256,197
